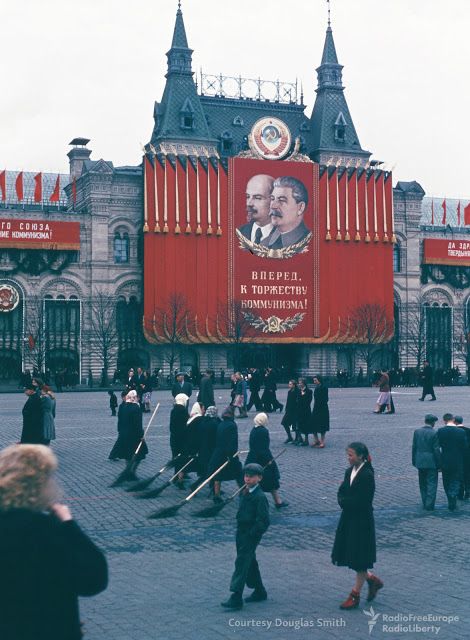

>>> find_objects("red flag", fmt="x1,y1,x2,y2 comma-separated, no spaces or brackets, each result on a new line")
464,203,470,226
71,176,77,206
0,171,5,201
15,172,24,201
457,200,461,226
28,335,35,350
431,199,434,225
441,199,447,225
33,172,42,203
49,174,60,202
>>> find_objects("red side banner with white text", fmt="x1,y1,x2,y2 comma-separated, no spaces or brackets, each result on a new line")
229,158,318,340
0,219,80,250
423,239,470,266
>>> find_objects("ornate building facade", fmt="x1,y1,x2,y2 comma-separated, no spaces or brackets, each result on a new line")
0,5,468,382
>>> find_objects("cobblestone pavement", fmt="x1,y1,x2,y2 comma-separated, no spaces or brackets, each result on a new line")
2,385,470,640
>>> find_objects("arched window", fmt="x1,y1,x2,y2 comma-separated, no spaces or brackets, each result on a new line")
114,232,130,264
393,242,401,272
424,301,452,370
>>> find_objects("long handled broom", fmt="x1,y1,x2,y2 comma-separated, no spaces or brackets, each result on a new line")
125,454,182,492
137,455,198,499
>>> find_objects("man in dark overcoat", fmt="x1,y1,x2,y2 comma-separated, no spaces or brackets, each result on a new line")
171,372,193,401
246,369,263,412
197,369,215,408
221,463,270,611
20,385,44,444
419,360,436,401
438,413,466,511
412,414,441,510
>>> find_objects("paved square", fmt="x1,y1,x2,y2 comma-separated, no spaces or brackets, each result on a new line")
2,385,469,639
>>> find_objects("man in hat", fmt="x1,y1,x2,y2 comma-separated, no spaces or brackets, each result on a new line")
20,384,45,444
419,360,436,401
438,413,466,511
221,463,270,611
411,414,441,510
171,372,193,402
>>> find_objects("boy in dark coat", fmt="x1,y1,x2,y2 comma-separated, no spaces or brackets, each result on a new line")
221,463,270,611
108,390,118,416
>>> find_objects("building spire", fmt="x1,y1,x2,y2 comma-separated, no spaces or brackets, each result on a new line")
327,0,331,27
167,2,191,75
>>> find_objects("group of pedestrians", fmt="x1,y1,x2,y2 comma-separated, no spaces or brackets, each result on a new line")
20,378,56,446
281,377,330,447
412,412,470,511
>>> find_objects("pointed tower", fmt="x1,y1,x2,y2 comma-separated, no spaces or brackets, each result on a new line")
308,15,371,166
149,3,217,154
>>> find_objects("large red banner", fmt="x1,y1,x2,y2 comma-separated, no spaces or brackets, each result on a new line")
230,159,318,339
423,239,470,266
0,219,80,250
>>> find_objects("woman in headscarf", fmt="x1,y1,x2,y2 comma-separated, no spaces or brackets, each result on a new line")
40,386,56,446
184,402,205,484
296,378,313,446
245,413,288,508
281,379,300,444
196,405,219,485
311,375,330,448
0,444,107,640
208,405,243,503
169,393,190,488
107,390,147,469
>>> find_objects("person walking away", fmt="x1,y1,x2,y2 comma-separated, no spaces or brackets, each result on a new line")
373,370,391,413
438,413,466,511
0,444,107,640
246,413,288,508
108,390,118,416
420,360,436,401
296,378,313,446
411,414,441,510
311,375,330,447
246,368,263,412
262,368,283,413
107,391,148,478
281,379,299,443
221,463,270,611
198,369,215,409
169,393,190,488
232,372,248,418
208,405,243,503
40,386,56,446
332,442,383,609
197,406,220,484
455,416,470,500
20,384,45,444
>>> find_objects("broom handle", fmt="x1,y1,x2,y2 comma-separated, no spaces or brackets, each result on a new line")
225,448,287,501
134,403,160,457
184,450,248,503
167,455,197,483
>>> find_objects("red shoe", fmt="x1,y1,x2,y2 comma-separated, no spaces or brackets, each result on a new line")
366,575,383,602
339,590,360,610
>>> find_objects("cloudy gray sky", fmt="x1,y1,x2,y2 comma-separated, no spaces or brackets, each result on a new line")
1,0,469,198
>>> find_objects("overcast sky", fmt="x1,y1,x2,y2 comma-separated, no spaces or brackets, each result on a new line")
1,0,469,198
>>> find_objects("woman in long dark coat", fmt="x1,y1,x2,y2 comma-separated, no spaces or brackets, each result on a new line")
107,391,148,463
332,442,383,610
197,405,219,483
184,402,205,482
296,378,313,446
311,375,330,448
281,379,299,443
207,406,243,503
168,393,189,487
245,413,288,508
20,386,45,445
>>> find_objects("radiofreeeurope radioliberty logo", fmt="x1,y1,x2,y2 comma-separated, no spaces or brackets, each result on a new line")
363,608,460,635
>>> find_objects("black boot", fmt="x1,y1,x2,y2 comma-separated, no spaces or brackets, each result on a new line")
283,426,293,444
245,588,267,603
221,592,243,610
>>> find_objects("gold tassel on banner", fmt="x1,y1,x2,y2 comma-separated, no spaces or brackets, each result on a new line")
325,165,332,241
335,166,342,241
163,154,169,233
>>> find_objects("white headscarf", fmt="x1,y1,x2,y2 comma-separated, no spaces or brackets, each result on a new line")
187,402,203,424
126,390,139,404
254,412,268,427
174,393,189,407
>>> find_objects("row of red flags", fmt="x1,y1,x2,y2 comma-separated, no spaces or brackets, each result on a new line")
431,199,470,226
0,171,77,204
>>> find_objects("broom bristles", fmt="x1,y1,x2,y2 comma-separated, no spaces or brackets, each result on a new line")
148,502,184,519
137,482,170,499
126,475,159,492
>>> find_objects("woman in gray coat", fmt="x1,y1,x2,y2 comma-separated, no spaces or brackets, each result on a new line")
41,386,56,446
